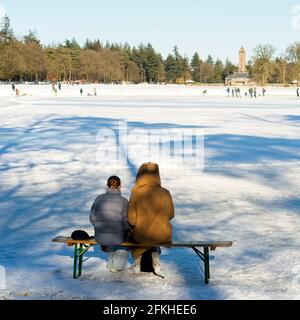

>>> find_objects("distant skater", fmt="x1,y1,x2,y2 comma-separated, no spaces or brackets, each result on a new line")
249,88,253,98
80,88,83,96
94,87,97,96
262,88,266,96
203,90,207,96
237,88,242,98
235,87,241,98
254,87,257,98
11,83,15,91
15,88,20,97
297,87,300,97
226,87,230,97
234,87,238,97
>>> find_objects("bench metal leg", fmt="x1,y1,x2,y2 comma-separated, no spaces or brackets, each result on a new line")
73,244,78,279
73,243,90,279
204,246,210,284
78,244,83,277
192,246,210,285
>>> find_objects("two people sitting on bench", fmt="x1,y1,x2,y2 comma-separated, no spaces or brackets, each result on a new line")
89,162,175,274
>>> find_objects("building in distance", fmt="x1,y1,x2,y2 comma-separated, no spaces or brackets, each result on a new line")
225,47,255,86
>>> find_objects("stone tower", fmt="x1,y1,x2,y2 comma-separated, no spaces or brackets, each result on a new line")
239,47,246,73
225,47,254,86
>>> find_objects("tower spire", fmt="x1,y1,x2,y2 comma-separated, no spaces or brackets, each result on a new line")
239,46,246,73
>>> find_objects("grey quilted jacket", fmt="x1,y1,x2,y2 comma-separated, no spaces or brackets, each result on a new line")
90,188,130,246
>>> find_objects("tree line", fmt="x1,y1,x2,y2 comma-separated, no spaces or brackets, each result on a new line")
0,15,299,85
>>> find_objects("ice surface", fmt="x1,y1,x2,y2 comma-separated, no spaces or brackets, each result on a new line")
0,84,299,300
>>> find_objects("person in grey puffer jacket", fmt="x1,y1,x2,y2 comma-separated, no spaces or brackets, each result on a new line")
90,176,131,272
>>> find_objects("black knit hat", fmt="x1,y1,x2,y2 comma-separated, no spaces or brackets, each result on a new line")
71,230,93,240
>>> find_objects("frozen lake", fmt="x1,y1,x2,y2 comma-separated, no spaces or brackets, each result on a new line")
0,84,299,300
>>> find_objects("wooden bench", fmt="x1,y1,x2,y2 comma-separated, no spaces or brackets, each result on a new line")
52,236,233,284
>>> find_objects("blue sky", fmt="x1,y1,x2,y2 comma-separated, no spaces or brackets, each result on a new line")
0,0,299,62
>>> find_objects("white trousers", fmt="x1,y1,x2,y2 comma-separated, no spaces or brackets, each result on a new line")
107,250,129,271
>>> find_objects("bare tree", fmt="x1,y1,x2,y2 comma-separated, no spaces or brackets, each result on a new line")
252,44,276,85
286,42,300,83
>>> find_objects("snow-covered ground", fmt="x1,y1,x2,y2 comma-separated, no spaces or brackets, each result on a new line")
0,84,299,300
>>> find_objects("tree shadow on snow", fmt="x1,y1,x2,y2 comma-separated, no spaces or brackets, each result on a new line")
0,114,299,299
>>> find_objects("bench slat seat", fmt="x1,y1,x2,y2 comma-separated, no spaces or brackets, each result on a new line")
52,236,233,284
52,236,232,249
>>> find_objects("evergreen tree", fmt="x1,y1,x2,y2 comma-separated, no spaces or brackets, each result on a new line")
63,38,81,49
0,14,14,43
170,46,190,83
270,58,282,84
156,54,165,82
144,44,161,83
84,39,102,51
201,55,215,82
191,52,202,82
214,59,224,82
181,56,190,82
223,58,236,79
246,60,253,77
164,54,177,83
173,46,183,79
57,39,82,81
24,30,40,45
206,54,214,65
131,44,147,82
